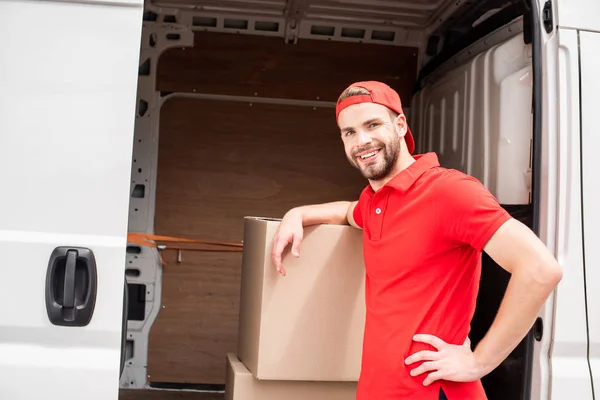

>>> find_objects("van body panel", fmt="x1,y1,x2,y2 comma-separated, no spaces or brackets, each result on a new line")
579,29,600,394
556,0,600,33
0,0,143,398
546,27,594,400
411,29,531,205
528,8,558,398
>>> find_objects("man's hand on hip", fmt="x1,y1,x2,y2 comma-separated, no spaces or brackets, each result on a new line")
404,334,485,386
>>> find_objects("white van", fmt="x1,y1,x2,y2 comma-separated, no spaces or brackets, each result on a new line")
1,0,598,399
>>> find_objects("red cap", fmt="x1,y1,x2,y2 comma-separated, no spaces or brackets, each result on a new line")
335,81,415,154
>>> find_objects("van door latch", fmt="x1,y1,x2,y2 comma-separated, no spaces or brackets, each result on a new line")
45,246,98,327
542,1,553,33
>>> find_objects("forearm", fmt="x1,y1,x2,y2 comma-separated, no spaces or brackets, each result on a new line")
473,266,561,375
287,201,353,226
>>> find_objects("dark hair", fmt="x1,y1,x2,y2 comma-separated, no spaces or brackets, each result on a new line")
337,86,371,103
337,86,399,119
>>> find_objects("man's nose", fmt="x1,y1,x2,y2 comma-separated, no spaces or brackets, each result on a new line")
357,131,372,146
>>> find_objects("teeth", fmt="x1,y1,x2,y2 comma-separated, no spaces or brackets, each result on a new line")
360,151,378,159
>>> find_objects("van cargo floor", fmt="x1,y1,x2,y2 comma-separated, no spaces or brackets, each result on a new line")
119,389,224,400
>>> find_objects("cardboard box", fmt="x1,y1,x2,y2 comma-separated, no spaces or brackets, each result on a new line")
237,216,366,381
225,353,357,400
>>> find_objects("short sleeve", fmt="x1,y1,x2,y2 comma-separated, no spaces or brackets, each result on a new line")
352,187,370,229
352,200,363,228
435,171,512,251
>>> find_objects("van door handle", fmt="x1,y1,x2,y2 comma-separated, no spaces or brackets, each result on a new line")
45,246,97,327
62,250,77,309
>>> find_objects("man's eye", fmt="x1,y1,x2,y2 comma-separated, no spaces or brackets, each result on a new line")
369,123,379,128
345,131,354,136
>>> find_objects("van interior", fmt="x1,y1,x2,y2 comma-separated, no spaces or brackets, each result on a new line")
120,0,540,399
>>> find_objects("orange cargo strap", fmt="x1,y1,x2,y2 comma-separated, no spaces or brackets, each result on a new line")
127,232,243,266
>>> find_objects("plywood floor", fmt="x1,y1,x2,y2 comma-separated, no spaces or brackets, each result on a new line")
119,389,224,400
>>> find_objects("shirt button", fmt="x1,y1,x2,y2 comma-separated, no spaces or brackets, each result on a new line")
375,208,382,214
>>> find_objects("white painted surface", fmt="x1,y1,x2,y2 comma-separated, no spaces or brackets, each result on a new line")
0,0,142,398
557,0,600,33
579,29,600,395
121,21,194,389
546,28,594,400
528,16,559,400
411,32,532,205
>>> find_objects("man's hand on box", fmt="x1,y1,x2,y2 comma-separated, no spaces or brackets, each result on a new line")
271,209,304,276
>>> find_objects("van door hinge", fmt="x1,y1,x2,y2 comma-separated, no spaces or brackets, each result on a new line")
542,1,553,33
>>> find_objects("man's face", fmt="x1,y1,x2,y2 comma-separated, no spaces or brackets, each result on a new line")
338,102,404,181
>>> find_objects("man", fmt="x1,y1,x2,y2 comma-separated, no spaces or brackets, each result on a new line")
270,81,562,400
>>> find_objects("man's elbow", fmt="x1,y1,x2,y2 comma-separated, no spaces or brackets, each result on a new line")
544,261,563,287
529,257,563,290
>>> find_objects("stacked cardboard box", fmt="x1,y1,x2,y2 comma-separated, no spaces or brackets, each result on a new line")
225,216,366,399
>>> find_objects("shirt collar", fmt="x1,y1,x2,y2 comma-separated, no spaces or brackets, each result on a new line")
366,152,440,194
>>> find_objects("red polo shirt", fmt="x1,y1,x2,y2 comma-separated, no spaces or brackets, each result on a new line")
352,152,511,400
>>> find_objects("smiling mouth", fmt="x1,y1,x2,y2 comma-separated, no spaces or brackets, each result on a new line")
357,149,381,162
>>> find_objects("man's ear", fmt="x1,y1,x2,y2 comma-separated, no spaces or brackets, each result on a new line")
395,114,408,138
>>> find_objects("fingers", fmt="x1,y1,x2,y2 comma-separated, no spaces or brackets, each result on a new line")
405,350,439,365
409,361,438,377
271,235,289,276
422,370,443,386
270,232,303,276
412,334,447,350
291,233,302,257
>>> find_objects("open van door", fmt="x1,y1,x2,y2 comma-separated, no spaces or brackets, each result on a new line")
0,0,143,399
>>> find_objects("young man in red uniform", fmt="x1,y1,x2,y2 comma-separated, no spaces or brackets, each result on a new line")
270,81,563,400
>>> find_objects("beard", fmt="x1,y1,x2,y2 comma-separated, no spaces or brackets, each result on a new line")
348,136,400,181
